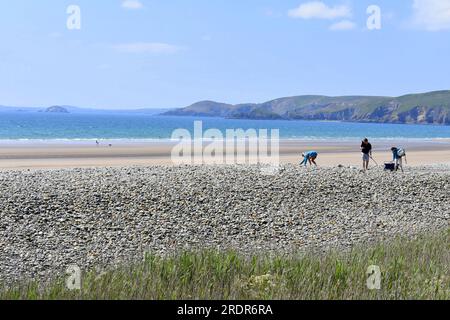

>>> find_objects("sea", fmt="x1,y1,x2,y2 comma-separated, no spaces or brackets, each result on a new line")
0,112,449,143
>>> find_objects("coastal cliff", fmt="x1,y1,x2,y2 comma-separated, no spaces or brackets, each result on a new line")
163,90,450,125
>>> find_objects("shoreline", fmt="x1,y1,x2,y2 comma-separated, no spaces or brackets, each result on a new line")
1,137,450,144
0,138,449,170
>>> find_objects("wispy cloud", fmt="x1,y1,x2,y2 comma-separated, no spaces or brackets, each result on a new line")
329,20,356,31
121,0,144,10
288,1,351,20
412,0,450,31
113,42,182,54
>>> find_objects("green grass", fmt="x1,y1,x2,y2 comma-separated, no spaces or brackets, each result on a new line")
395,90,450,112
1,230,449,300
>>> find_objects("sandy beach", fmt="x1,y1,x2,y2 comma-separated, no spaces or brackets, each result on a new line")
1,139,450,170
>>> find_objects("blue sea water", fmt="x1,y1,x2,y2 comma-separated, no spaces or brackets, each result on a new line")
0,112,449,141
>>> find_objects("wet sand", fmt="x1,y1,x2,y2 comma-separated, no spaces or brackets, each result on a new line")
0,139,449,170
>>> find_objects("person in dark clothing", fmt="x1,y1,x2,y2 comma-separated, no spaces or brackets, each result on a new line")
361,138,372,171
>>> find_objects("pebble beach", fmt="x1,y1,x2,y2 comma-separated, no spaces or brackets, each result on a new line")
0,164,449,285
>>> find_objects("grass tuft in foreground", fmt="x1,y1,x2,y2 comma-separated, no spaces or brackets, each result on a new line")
1,230,449,300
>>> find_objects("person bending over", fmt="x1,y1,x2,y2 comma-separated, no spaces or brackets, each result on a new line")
391,147,407,172
300,151,318,167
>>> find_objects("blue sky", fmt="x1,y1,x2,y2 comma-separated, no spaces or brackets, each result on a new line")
1,0,450,109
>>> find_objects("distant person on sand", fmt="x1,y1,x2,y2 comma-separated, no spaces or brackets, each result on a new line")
361,138,372,171
391,147,407,172
300,151,318,167
96,140,100,146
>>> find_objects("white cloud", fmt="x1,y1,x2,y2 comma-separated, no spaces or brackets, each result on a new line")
288,1,351,20
329,20,356,31
412,0,450,31
113,42,182,54
122,0,144,10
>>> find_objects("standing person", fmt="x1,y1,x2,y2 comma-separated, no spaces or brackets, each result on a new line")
360,138,372,171
391,147,407,172
300,151,318,167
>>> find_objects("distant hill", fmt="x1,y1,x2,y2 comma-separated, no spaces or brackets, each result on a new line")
163,91,450,125
43,106,69,113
